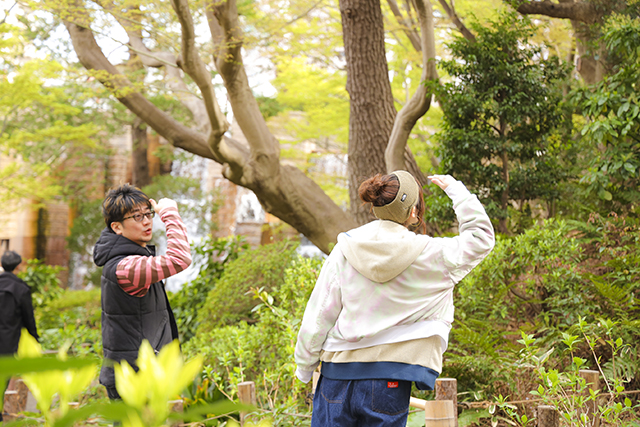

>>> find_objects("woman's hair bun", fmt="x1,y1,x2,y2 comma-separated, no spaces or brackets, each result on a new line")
358,174,399,207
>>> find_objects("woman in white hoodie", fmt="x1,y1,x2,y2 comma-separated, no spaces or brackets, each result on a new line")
294,171,495,427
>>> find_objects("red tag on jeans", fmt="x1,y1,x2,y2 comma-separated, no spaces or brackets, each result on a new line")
387,381,399,388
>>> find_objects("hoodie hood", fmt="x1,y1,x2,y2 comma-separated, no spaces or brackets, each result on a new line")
337,220,430,283
93,227,152,267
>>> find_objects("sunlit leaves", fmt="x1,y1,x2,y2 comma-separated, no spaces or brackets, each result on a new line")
0,21,104,206
16,329,98,425
114,340,204,427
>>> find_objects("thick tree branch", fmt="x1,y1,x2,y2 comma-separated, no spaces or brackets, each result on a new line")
436,0,476,42
513,0,599,24
171,0,230,145
96,1,214,135
385,0,437,176
204,0,357,251
205,0,280,185
63,19,219,161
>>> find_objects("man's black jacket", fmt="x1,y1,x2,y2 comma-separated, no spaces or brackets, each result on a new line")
93,228,179,388
0,272,39,355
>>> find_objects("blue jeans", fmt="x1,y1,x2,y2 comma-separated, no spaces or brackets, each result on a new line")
311,376,411,427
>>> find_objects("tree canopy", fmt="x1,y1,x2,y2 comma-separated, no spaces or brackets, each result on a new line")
1,0,638,247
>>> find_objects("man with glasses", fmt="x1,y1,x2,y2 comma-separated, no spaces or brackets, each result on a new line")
93,184,192,400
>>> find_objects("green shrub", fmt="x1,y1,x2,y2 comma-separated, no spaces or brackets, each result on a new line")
17,259,65,309
169,235,249,342
37,288,102,357
448,214,640,401
184,256,323,425
197,240,299,329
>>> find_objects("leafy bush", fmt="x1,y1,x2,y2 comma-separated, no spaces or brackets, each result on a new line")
169,235,249,342
571,14,640,214
197,240,299,329
3,331,237,427
37,288,102,357
17,259,65,309
448,214,640,402
184,256,323,426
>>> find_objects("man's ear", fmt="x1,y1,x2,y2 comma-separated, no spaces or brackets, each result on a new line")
110,222,124,235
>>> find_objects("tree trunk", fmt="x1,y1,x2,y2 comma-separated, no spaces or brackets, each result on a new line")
340,0,396,225
131,117,151,188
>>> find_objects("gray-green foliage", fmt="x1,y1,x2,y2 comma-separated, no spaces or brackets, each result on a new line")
17,259,65,309
197,240,299,329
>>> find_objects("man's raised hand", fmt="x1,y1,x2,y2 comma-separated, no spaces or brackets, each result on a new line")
150,198,178,214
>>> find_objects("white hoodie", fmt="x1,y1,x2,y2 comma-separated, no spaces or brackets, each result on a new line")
294,180,495,383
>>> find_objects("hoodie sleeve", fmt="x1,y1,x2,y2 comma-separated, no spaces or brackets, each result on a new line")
294,250,343,383
436,180,495,283
115,207,192,297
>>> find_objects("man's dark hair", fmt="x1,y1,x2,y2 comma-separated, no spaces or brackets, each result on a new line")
102,184,151,231
1,250,22,272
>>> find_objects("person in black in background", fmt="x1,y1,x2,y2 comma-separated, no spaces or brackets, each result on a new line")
0,250,39,422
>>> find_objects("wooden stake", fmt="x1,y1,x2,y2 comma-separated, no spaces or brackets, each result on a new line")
14,380,29,413
3,391,19,421
579,369,600,427
435,378,458,427
425,400,455,427
238,381,256,426
537,405,559,427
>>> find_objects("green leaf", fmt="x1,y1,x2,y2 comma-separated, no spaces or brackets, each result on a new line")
598,189,613,200
0,356,98,376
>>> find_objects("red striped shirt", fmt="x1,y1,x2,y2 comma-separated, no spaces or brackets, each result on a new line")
115,207,192,297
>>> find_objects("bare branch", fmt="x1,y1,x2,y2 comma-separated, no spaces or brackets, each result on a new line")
436,0,476,42
205,0,280,185
63,17,218,161
170,0,230,145
386,0,422,51
1,2,17,25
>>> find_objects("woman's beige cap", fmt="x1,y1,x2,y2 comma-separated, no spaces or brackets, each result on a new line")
372,170,419,224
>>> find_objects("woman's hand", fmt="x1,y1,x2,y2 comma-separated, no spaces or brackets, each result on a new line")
427,174,455,191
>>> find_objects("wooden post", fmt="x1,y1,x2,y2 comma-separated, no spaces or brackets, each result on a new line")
14,380,29,412
238,381,256,426
435,378,458,427
3,391,19,421
579,369,600,427
537,405,559,427
425,400,455,427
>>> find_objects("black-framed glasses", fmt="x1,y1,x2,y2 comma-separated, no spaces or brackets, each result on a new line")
121,210,155,222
